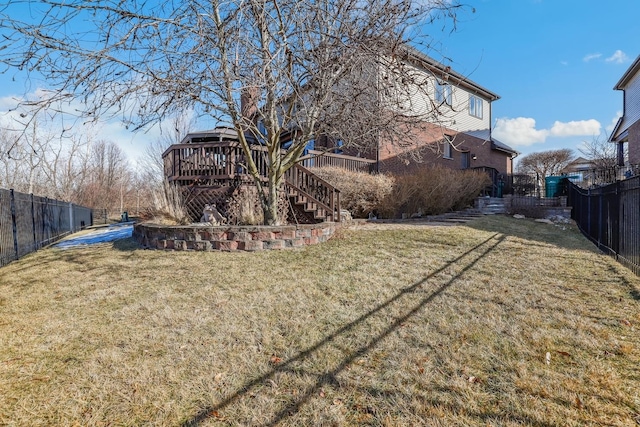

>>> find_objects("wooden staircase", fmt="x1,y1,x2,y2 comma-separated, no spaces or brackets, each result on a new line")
285,164,341,223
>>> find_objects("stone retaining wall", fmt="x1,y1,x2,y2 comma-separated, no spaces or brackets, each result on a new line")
133,222,337,252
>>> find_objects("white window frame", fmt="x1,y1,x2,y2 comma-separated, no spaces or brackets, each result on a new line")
435,82,452,106
469,94,483,119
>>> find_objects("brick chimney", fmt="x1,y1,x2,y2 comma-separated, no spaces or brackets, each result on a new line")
240,86,259,120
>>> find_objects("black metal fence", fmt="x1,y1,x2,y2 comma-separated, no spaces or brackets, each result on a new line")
567,176,640,275
0,188,93,267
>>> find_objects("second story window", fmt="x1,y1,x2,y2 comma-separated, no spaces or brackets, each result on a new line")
435,82,452,106
469,94,483,119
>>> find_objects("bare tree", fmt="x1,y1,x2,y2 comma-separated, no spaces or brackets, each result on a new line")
579,135,618,170
516,148,575,178
0,0,463,224
138,112,195,221
73,140,132,212
0,128,22,190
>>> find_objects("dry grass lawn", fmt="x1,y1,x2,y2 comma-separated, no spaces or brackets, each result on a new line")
1,215,639,426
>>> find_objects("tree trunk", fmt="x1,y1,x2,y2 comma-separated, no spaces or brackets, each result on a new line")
263,173,281,226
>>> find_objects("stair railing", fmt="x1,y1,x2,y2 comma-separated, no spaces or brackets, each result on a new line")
284,163,341,222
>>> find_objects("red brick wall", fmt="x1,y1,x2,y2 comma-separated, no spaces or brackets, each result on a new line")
628,120,640,164
377,123,514,176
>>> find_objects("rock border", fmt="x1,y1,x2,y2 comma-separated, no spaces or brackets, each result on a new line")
133,222,337,252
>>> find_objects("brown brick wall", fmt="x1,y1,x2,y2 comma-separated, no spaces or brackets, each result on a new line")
628,120,640,164
377,123,514,176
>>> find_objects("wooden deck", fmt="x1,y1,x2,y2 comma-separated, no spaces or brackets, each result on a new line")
162,141,373,223
162,141,376,185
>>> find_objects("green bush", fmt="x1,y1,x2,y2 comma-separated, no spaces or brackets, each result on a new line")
311,167,395,218
379,167,491,218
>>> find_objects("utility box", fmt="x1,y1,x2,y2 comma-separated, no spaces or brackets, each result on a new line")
545,176,578,197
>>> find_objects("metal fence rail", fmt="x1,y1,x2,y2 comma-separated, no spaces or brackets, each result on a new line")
567,176,640,275
0,188,93,267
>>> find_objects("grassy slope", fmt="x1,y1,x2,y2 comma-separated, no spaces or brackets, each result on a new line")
0,216,639,426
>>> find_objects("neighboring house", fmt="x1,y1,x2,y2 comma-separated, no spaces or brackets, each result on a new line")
562,156,594,177
610,54,640,165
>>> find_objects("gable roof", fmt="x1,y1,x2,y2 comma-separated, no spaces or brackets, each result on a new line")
614,55,640,90
400,45,500,102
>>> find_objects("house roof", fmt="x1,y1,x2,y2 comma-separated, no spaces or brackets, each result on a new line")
614,54,640,90
609,55,640,142
400,45,501,102
464,129,518,156
492,138,519,155
609,116,627,142
563,156,594,172
178,127,240,144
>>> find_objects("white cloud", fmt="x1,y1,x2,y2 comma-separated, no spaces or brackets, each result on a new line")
549,119,601,137
493,117,548,146
606,50,629,64
493,117,602,147
0,88,204,165
583,53,602,62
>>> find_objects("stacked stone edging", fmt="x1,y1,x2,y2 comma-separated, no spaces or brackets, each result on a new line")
133,222,337,252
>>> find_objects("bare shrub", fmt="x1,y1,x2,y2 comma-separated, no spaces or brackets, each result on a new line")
312,167,395,218
146,179,189,224
227,186,288,225
379,167,491,217
227,186,264,225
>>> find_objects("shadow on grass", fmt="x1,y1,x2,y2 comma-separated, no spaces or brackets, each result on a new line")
606,264,640,301
466,215,600,252
111,238,140,252
182,233,505,427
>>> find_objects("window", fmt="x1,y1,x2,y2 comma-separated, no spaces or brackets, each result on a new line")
469,94,483,119
443,140,452,159
435,82,452,105
461,152,470,169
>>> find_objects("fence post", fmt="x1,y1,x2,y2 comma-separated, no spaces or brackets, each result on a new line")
69,202,74,233
9,189,18,261
31,193,37,251
586,189,590,236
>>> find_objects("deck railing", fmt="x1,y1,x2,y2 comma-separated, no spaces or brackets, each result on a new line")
284,164,340,222
300,150,376,172
163,141,271,184
163,142,377,184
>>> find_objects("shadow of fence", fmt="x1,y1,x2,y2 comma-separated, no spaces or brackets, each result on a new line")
182,233,504,426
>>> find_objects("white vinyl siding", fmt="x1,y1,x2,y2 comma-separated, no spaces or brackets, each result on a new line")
380,58,492,133
623,71,640,132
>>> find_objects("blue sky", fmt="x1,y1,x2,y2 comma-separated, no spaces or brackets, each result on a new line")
0,0,638,165
426,0,640,161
